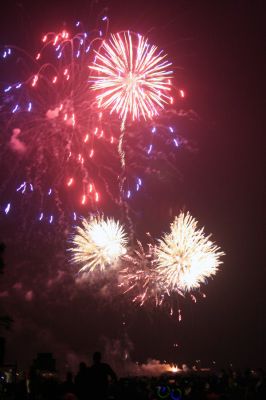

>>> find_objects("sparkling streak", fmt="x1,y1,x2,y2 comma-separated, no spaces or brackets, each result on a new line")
67,178,74,186
173,138,179,147
4,203,11,214
147,144,153,154
16,182,26,192
12,104,19,113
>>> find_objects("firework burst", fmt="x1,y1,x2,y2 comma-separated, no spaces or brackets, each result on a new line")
70,215,128,273
1,21,186,228
90,31,173,125
119,240,164,307
156,212,224,292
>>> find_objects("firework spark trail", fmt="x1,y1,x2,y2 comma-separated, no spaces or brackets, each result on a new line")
90,31,173,168
70,215,128,273
90,31,173,232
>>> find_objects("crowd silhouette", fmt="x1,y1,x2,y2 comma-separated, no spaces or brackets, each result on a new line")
0,353,266,399
72,352,117,400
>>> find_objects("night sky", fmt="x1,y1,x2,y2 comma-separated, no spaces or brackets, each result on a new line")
0,0,265,373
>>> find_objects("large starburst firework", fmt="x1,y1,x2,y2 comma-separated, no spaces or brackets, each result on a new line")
156,212,224,292
90,31,173,124
70,215,128,272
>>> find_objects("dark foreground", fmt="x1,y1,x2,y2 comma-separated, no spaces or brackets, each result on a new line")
0,368,266,400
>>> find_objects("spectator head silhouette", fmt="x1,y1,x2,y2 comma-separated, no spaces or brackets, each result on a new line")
79,361,87,371
66,371,73,382
93,351,102,364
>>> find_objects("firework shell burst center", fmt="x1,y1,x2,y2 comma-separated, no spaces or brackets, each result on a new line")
155,212,225,292
90,31,173,124
70,216,128,272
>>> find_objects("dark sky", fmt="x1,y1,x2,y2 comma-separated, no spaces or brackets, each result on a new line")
0,0,265,372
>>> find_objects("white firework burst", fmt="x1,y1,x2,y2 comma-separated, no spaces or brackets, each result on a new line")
70,215,128,272
156,212,224,292
90,31,173,124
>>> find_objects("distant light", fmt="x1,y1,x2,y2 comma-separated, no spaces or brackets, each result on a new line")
76,21,80,27
48,188,52,195
30,184,34,191
15,83,22,89
127,190,131,198
138,178,142,186
76,50,80,58
99,30,103,37
39,213,44,221
28,102,32,112
86,46,90,53
49,215,53,224
4,86,12,93
151,127,156,133
169,126,174,133
102,16,107,21
73,212,77,221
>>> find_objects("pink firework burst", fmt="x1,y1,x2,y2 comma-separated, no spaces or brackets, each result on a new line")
90,31,173,125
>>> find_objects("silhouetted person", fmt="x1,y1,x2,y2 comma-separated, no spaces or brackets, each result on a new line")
88,352,117,400
61,372,76,398
28,365,40,399
75,362,89,400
